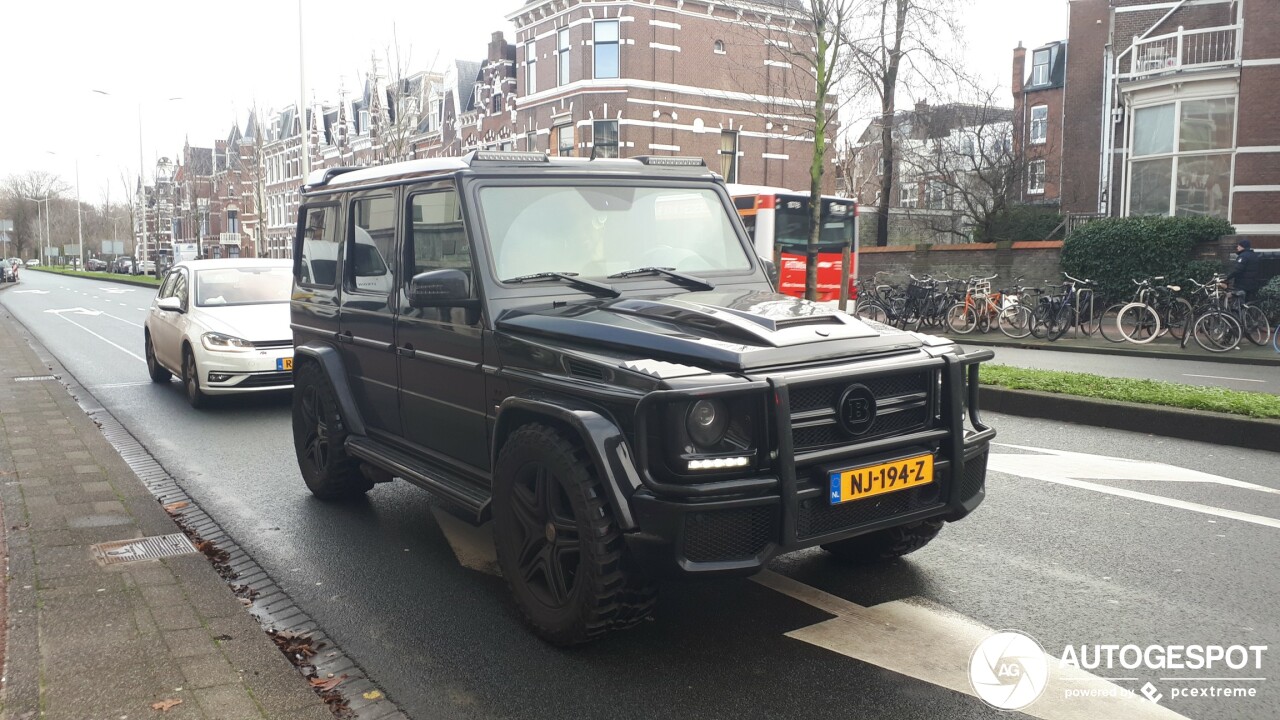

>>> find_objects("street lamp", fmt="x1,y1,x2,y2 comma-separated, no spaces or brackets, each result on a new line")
90,90,183,279
21,193,52,265
45,151,86,271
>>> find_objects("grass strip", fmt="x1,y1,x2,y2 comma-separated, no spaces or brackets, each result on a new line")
28,267,162,286
979,364,1280,420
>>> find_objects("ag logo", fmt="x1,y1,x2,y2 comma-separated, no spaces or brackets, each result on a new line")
836,384,877,436
969,630,1049,710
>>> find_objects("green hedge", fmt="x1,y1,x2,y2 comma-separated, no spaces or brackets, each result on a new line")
1060,216,1234,302
976,205,1064,243
1257,276,1280,323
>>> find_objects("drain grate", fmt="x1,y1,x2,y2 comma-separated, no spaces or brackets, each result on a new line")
13,374,59,382
91,533,199,566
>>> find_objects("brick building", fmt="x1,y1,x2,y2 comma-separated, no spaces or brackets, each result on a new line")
1011,40,1067,206
1055,0,1277,240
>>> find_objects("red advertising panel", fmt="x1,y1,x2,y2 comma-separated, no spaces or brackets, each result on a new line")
779,251,856,302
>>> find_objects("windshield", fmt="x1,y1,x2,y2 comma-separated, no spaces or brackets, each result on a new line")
479,185,752,281
195,266,292,307
775,196,855,250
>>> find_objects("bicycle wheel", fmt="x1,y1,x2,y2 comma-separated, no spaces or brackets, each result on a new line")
1046,303,1073,342
1165,298,1193,341
1240,305,1271,346
1096,304,1127,343
1117,303,1161,344
855,301,889,325
1192,312,1242,353
1274,323,1280,353
1029,300,1053,339
998,304,1034,339
945,303,977,334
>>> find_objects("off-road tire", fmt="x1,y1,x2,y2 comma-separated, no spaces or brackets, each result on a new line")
182,346,207,409
145,332,172,383
820,519,944,564
292,361,372,500
493,423,656,645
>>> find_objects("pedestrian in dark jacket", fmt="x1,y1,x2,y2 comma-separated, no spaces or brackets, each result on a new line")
1226,238,1262,301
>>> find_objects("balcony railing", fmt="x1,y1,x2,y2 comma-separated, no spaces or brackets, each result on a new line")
218,232,241,246
1125,25,1240,81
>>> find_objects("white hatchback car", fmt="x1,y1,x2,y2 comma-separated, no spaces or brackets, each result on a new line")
144,259,294,407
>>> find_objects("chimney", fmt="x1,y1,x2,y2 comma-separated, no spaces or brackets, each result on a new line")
914,100,929,115
1013,42,1027,96
489,31,507,62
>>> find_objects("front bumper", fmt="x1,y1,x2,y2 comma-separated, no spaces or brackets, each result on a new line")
199,348,294,394
624,348,995,577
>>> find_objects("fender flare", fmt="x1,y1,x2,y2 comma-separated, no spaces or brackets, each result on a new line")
494,394,641,531
293,343,367,437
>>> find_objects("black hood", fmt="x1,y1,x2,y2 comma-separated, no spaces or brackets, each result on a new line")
496,289,925,373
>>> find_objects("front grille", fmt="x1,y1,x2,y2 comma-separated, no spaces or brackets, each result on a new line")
789,370,933,452
682,506,775,562
797,477,944,540
253,340,293,349
960,451,988,501
235,371,293,388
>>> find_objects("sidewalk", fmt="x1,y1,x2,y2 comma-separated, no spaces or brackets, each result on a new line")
0,293,334,720
939,329,1280,366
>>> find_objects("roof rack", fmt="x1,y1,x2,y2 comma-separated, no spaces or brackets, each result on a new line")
633,156,706,167
304,166,363,189
466,150,549,165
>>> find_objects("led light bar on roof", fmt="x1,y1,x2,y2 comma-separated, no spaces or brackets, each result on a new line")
469,150,550,164
634,156,706,167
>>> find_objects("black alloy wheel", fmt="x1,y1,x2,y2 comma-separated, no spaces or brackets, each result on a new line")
183,348,206,408
145,332,171,383
291,362,370,499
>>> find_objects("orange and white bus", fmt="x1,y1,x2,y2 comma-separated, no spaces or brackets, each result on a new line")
726,184,858,302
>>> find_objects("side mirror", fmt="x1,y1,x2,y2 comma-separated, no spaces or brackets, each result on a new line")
759,257,779,287
409,269,471,308
156,296,183,313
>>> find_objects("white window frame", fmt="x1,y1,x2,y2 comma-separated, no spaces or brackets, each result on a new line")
900,181,918,208
557,28,570,86
1124,95,1237,218
593,20,620,80
1031,49,1050,86
524,41,537,95
1028,159,1046,195
1030,105,1048,145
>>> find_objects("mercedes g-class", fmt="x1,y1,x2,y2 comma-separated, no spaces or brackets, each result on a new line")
288,151,994,645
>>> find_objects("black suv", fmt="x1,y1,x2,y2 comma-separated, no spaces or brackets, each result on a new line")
289,152,994,644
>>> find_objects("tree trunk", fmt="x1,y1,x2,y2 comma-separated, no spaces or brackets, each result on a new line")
874,0,909,248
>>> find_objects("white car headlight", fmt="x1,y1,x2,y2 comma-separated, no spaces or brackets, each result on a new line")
201,332,255,352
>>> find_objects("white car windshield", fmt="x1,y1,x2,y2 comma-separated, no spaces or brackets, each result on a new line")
195,266,292,307
479,185,751,281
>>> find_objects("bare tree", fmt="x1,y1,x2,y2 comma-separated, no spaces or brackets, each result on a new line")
849,0,963,247
2,171,70,260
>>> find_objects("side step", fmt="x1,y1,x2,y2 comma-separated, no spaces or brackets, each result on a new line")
345,436,491,524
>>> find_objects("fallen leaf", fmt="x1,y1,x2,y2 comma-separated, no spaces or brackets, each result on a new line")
309,674,347,692
162,501,189,513
150,698,183,712
362,690,383,701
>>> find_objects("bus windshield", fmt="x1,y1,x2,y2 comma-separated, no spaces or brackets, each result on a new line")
774,196,855,249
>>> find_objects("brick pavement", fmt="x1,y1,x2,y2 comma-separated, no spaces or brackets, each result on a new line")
0,290,334,720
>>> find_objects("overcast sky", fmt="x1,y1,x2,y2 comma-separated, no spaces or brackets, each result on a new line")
1,0,1068,204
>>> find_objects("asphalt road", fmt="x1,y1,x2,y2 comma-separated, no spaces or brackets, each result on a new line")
982,346,1278,395
4,270,1279,720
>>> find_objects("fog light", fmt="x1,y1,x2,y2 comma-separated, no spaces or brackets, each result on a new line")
207,372,233,383
687,456,751,471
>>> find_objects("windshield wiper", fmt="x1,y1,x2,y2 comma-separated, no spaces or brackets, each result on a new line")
502,271,620,298
606,266,716,290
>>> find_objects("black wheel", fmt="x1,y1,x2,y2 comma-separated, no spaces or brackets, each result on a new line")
1241,305,1271,346
1097,303,1127,343
493,423,656,645
855,301,888,325
182,347,207,409
1166,298,1193,341
292,361,372,499
821,519,944,564
145,331,171,383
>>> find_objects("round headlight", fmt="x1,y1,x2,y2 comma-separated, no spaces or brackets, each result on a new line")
686,399,729,448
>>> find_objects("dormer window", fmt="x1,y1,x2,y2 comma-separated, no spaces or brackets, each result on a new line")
1031,49,1050,85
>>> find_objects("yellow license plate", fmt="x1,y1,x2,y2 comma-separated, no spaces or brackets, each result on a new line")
829,454,934,505
278,357,293,371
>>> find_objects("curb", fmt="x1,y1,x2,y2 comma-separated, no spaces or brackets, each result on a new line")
950,334,1280,367
980,385,1280,451
27,267,162,289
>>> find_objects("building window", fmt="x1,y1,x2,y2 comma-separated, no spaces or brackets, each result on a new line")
524,41,537,95
1128,98,1234,219
557,27,570,86
594,21,619,79
900,181,918,208
927,181,948,209
526,131,538,152
593,120,619,158
493,92,503,114
227,209,239,235
1028,160,1046,194
1030,105,1048,144
714,40,725,55
877,156,886,176
556,125,574,157
719,130,739,183
1031,49,1050,86
360,110,370,132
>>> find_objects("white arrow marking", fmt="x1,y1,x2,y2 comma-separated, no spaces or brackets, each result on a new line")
99,287,136,294
756,571,1188,720
44,307,102,317
12,289,49,294
43,309,143,363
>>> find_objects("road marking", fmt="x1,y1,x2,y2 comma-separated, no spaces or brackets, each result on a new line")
430,507,501,576
42,309,144,363
44,306,101,317
1182,373,1265,383
755,571,1187,719
99,287,136,294
91,381,154,390
101,312,143,329
12,289,49,294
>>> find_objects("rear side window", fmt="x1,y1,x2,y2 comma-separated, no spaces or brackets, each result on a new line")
347,195,397,294
296,205,339,288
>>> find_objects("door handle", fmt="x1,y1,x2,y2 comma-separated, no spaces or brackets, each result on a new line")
397,344,414,357
337,331,354,344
